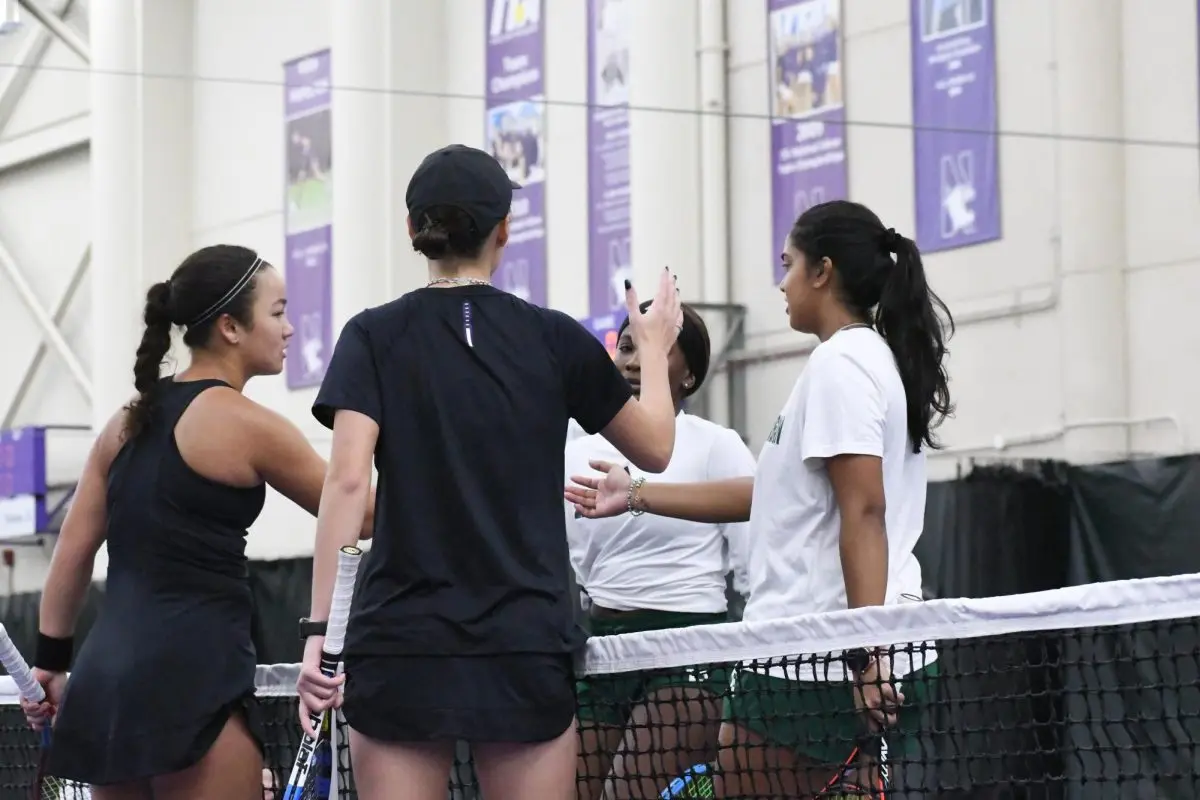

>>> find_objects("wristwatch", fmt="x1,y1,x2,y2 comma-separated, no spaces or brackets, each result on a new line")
298,617,328,640
843,648,874,675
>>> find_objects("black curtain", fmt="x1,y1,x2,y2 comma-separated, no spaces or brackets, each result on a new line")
907,462,1073,797
1060,456,1200,799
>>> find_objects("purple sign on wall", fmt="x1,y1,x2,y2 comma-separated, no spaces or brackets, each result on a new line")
768,0,847,284
283,49,334,390
486,0,547,307
0,426,47,535
911,0,1000,253
0,426,45,498
586,0,631,317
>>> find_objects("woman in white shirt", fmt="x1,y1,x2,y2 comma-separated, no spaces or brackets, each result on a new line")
566,200,953,798
569,302,756,800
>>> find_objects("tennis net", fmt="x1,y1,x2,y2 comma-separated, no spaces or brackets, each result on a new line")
2,573,1199,798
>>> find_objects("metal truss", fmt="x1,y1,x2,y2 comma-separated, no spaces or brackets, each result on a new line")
0,0,91,427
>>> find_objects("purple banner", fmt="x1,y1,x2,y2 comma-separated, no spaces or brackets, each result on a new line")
0,426,45,498
580,312,621,359
283,49,334,390
911,0,1000,252
486,0,547,306
586,0,631,317
0,426,47,535
768,0,847,283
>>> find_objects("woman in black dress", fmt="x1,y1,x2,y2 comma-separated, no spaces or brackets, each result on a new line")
295,144,683,800
20,245,372,799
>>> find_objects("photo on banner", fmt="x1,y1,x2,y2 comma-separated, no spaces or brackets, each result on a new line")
485,0,548,307
580,313,621,359
767,0,847,283
586,0,632,317
910,0,1000,252
283,49,334,390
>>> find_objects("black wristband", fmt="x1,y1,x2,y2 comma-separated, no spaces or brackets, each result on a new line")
34,633,73,673
298,618,328,640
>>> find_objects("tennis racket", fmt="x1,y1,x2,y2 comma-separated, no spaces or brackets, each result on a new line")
815,734,889,799
659,762,715,798
0,624,90,799
282,545,363,800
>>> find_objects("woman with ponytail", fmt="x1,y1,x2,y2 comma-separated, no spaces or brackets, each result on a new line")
20,244,374,799
566,200,954,797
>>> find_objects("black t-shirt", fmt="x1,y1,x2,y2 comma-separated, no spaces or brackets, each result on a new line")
313,285,632,657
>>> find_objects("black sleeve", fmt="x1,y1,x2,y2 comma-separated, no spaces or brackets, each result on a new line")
312,314,384,430
549,311,633,435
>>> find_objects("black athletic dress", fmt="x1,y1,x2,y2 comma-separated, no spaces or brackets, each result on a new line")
46,378,267,785
313,285,632,744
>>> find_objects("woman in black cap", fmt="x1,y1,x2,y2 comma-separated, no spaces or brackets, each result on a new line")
569,301,757,800
295,144,684,800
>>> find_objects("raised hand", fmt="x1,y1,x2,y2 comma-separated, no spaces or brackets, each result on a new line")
622,267,683,357
565,460,632,519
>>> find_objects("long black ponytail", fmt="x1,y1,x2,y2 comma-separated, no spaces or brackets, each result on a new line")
123,282,174,439
789,200,954,452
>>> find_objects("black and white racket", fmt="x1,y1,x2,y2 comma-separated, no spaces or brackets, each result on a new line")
0,624,90,799
282,545,363,800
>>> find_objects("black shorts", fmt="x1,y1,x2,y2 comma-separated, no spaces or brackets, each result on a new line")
342,653,577,744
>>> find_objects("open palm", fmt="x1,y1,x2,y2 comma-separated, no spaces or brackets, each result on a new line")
565,460,631,519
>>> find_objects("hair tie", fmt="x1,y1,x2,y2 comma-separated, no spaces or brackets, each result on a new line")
881,228,902,253
186,255,263,327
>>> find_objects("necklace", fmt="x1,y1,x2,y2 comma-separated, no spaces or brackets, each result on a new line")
426,277,491,288
835,322,871,335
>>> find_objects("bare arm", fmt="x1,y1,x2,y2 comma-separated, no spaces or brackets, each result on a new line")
565,460,753,524
248,405,375,539
598,395,676,473
827,454,888,609
308,410,378,622
631,477,753,523
39,413,124,638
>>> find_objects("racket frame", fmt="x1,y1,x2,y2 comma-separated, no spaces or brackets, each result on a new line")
281,545,363,800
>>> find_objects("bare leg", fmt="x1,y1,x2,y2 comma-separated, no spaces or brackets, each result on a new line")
712,720,836,799
91,783,153,800
149,712,263,800
577,720,624,800
347,728,456,800
604,687,721,799
473,719,578,800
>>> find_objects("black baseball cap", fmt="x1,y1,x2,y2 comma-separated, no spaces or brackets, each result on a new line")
405,144,521,234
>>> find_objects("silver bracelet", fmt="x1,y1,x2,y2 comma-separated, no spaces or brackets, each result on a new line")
627,476,647,516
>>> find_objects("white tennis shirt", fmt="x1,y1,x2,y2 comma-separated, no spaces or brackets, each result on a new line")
564,412,757,613
742,327,933,679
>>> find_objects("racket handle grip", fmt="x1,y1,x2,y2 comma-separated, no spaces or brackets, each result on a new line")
0,624,45,703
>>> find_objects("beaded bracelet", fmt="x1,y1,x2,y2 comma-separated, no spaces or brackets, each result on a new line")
627,476,647,517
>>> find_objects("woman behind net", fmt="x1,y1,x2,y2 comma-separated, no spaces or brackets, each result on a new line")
570,301,756,800
566,200,954,798
19,245,372,800
294,144,684,800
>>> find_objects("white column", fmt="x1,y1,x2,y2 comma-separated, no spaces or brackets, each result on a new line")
1052,2,1128,460
627,0,701,297
138,1,194,287
331,0,392,332
387,0,449,295
89,0,141,432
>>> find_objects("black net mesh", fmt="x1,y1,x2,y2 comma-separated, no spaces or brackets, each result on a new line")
1,579,1199,799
